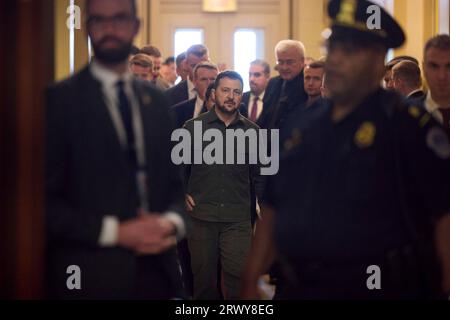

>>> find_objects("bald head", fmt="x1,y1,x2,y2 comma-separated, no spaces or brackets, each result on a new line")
392,60,422,96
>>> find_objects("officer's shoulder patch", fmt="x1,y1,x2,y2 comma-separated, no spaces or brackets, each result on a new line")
426,126,450,159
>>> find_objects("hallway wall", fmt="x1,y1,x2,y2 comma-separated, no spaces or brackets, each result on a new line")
54,0,448,84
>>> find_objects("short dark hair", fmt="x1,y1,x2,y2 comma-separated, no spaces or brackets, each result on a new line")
86,0,137,18
205,83,215,102
213,71,244,90
308,61,325,69
392,60,422,88
176,52,186,68
140,45,162,58
163,56,175,65
424,34,450,57
386,55,419,70
187,44,209,59
250,59,271,75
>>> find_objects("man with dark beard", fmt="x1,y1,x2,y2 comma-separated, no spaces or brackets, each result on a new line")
45,0,186,299
182,71,264,299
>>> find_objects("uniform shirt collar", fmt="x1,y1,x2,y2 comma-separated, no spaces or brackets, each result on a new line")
406,89,423,99
206,107,245,126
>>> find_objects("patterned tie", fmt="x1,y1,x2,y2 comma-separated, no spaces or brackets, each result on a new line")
438,108,450,131
250,96,259,122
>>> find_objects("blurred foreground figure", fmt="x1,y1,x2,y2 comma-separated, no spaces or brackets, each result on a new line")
242,0,450,300
45,0,185,299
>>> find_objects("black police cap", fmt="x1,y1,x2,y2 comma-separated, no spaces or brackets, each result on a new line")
328,0,405,49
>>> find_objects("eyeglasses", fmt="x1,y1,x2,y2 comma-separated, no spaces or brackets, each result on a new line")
276,59,299,66
87,14,137,30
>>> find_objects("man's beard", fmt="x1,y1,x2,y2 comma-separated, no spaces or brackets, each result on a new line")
92,37,132,65
216,101,238,115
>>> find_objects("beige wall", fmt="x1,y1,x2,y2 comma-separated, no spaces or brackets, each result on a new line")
147,0,290,75
394,0,439,63
292,0,328,60
53,0,444,81
54,0,70,81
54,0,89,81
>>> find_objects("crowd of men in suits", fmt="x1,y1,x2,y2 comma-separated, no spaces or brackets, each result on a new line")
44,0,450,300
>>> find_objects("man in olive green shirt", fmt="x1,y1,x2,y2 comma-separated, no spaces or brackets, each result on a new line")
183,71,264,300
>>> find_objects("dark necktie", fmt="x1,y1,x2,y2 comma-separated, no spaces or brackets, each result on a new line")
117,80,141,212
117,80,137,169
250,96,259,122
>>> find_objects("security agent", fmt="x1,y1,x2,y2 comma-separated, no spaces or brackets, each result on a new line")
242,0,450,299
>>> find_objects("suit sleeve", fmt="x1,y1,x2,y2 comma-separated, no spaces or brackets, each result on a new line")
45,85,103,247
150,89,187,234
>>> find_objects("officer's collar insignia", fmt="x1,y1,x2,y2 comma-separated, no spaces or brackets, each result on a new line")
419,113,431,128
408,106,421,119
337,0,356,26
354,121,376,149
284,128,302,151
142,94,152,106
426,127,450,159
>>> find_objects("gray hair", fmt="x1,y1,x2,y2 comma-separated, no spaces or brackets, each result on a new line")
275,40,306,59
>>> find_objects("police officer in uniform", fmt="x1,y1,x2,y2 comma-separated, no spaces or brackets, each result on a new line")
242,0,450,299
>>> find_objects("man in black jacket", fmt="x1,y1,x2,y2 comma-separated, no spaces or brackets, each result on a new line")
45,0,185,299
257,40,308,130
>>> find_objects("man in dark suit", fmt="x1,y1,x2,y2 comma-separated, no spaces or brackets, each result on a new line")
241,60,271,123
392,60,425,100
45,0,185,299
171,62,218,128
165,44,210,107
257,40,308,130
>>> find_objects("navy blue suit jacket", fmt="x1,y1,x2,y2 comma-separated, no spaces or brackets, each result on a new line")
171,98,206,128
165,80,189,107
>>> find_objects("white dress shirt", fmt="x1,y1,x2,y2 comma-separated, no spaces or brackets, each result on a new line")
424,91,444,125
193,96,205,118
187,78,197,100
248,91,265,120
90,60,185,246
